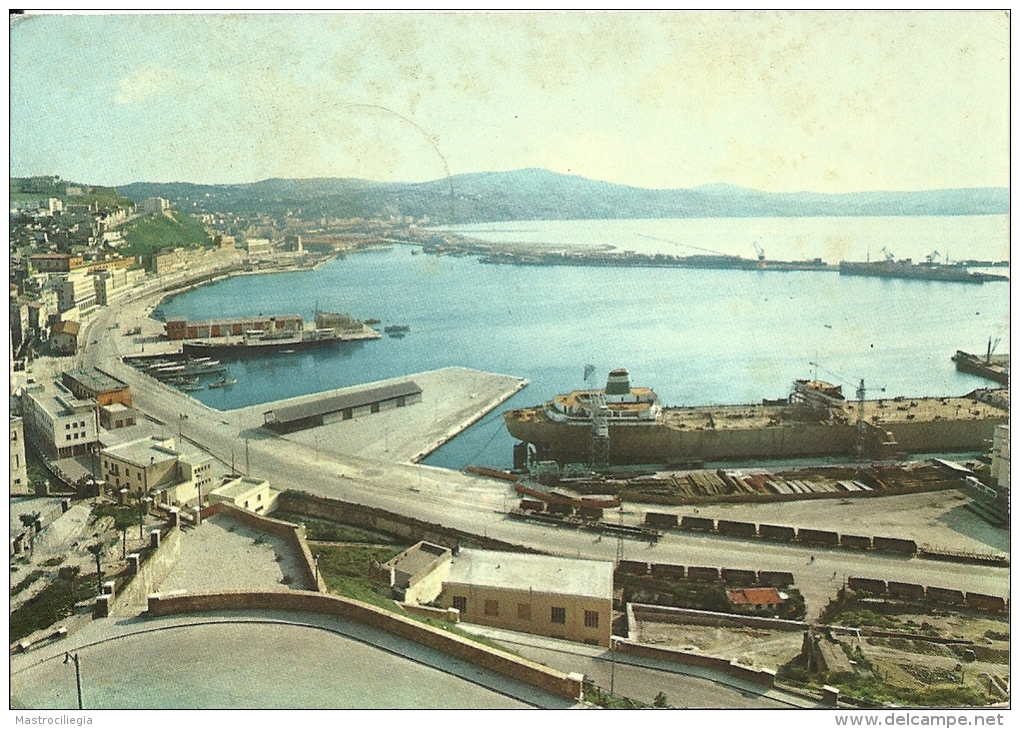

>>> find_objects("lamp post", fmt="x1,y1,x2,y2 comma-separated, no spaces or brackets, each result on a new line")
87,541,103,596
610,636,617,695
63,652,83,709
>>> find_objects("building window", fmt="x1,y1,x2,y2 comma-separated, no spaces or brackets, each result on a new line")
12,430,17,441
551,607,566,624
80,420,85,428
452,596,467,614
125,468,130,477
484,599,499,616
584,610,600,629
257,493,262,501
66,435,72,441
517,603,531,620
66,424,71,430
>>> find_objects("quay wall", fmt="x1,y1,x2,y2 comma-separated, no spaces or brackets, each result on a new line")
145,590,583,701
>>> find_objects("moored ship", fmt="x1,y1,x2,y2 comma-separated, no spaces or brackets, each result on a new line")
504,369,1008,466
838,258,1008,284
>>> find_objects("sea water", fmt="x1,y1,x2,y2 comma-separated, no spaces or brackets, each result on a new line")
155,215,1010,469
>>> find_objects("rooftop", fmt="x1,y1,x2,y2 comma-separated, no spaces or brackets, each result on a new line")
104,436,179,468
382,541,451,582
212,476,269,500
23,381,95,417
446,549,613,600
265,380,422,425
63,368,128,395
727,588,786,607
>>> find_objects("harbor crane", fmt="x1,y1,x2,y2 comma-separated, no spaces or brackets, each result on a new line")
879,247,895,262
925,250,941,264
753,242,766,266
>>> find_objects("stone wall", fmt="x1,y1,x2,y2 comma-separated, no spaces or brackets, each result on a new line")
615,638,776,688
111,525,181,615
630,602,807,632
275,490,541,554
145,590,582,701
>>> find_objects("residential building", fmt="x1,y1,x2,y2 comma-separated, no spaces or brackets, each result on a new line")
726,587,788,613
142,197,170,214
439,549,613,647
62,368,131,407
29,253,84,274
990,424,1009,491
99,403,137,430
10,417,30,495
100,435,214,504
20,381,99,459
209,475,274,513
10,297,29,350
57,270,97,314
49,320,80,355
244,238,272,258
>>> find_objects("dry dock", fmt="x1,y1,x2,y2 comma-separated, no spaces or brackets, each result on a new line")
232,367,528,463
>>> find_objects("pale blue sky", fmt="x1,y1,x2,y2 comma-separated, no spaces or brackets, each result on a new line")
9,11,1010,192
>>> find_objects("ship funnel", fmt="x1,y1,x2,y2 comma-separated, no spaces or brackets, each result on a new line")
605,368,631,396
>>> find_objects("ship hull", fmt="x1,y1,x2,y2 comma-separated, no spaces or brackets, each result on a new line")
505,409,1006,465
183,336,347,360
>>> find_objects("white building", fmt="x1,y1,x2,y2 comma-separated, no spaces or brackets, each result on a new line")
57,269,97,314
21,381,99,459
142,197,170,214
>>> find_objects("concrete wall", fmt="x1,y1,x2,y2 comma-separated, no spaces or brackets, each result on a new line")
111,525,181,615
145,590,583,701
615,638,776,688
404,557,451,606
630,603,807,633
276,490,542,554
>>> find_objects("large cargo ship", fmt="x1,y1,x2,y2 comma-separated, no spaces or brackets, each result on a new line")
504,369,1008,466
838,258,1008,284
181,326,381,359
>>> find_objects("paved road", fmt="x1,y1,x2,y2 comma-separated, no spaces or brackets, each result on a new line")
79,282,1009,620
11,611,562,709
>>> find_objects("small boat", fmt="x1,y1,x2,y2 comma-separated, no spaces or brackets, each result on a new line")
208,376,237,389
182,383,205,392
384,324,410,334
365,318,381,325
280,349,296,354
388,331,406,339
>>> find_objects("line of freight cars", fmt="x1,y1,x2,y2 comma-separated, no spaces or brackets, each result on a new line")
644,511,917,554
511,499,660,541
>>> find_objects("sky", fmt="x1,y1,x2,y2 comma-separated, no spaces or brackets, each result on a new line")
8,11,1011,193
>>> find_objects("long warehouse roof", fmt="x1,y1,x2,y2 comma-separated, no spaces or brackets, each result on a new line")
265,380,422,424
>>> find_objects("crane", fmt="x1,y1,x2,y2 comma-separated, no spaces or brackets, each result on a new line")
925,250,941,264
752,242,766,266
879,247,895,262
986,337,1001,364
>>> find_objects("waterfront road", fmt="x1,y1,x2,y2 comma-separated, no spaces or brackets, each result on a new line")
80,291,1009,619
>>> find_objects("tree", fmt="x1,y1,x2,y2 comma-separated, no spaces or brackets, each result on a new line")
19,512,40,556
653,691,669,708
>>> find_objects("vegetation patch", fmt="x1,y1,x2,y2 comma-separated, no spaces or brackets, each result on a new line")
11,570,45,597
121,210,211,270
582,680,648,709
10,567,95,642
271,511,401,545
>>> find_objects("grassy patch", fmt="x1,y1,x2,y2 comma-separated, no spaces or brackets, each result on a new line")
315,544,518,655
121,210,211,270
272,511,401,544
582,680,647,709
10,567,95,642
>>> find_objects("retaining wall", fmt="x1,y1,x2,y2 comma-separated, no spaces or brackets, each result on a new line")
276,491,539,554
615,637,776,688
630,603,807,632
111,525,181,616
145,590,582,701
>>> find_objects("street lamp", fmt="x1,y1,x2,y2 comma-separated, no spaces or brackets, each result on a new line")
63,652,83,709
87,540,103,596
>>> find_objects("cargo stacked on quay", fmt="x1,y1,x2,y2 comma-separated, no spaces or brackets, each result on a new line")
503,369,1008,466
166,311,381,359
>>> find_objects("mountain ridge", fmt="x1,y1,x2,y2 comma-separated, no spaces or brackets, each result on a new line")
113,169,1010,224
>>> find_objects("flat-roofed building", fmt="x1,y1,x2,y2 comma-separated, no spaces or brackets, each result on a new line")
21,381,99,459
101,435,215,504
10,416,29,495
49,320,80,355
29,253,84,274
373,541,453,606
56,270,96,315
209,474,274,513
62,368,131,407
99,402,137,430
439,549,613,647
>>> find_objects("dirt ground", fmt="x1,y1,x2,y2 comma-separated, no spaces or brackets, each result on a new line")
634,620,805,672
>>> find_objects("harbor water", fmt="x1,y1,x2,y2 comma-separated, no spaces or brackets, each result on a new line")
154,215,1010,470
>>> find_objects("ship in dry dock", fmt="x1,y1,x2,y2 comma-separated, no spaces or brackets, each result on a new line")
503,368,1008,466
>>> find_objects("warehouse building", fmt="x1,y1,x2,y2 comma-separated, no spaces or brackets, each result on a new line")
262,381,422,434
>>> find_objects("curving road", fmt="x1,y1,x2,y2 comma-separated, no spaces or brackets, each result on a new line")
78,274,1010,619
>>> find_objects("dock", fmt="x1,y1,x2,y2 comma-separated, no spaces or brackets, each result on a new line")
234,367,528,464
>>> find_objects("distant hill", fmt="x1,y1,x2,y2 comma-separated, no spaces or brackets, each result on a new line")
118,169,1008,224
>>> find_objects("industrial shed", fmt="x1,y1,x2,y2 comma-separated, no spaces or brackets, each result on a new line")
262,381,423,433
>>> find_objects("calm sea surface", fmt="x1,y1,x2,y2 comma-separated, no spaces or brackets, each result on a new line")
156,215,1010,469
